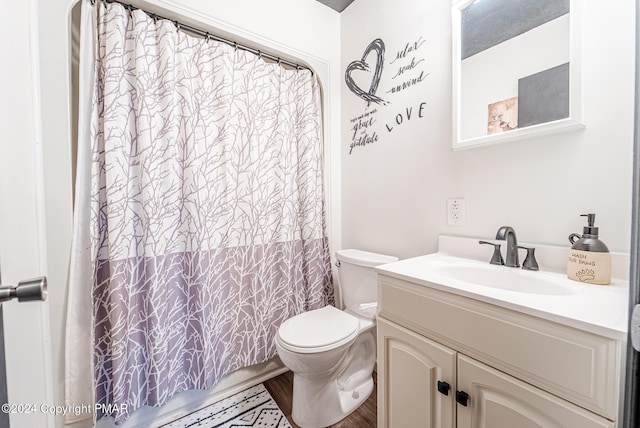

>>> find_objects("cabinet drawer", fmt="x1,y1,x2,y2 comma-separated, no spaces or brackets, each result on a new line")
378,275,620,420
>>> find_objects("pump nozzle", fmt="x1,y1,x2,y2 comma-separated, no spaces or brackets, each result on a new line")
580,213,596,227
580,213,598,236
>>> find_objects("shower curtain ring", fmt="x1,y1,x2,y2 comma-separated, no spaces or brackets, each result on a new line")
175,21,181,32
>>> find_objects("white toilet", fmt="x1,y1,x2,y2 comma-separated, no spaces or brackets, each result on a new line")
275,249,398,428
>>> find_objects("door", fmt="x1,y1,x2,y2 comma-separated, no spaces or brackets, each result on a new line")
456,354,613,428
623,2,640,426
377,317,456,428
0,1,54,427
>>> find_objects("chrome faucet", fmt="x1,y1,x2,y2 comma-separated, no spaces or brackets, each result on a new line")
495,226,519,268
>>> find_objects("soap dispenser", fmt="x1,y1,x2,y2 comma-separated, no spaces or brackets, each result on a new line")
567,214,611,285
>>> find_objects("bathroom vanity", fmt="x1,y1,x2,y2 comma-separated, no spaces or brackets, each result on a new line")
375,237,628,428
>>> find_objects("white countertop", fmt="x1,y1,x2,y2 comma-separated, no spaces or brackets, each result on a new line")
376,253,629,341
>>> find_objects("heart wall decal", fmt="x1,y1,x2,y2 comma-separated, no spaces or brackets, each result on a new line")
345,38,388,106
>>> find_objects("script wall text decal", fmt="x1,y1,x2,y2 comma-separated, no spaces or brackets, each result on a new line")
349,109,379,154
345,35,429,154
387,36,429,94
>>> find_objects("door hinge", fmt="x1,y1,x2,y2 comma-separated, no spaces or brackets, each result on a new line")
631,304,640,351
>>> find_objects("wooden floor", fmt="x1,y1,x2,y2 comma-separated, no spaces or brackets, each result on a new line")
264,371,377,428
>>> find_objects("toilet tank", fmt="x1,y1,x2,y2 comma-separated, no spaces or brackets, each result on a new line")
336,249,398,318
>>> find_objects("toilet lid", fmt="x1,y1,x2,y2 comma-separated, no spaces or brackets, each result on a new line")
278,306,360,353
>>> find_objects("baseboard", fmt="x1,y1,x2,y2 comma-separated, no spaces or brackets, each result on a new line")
94,358,288,428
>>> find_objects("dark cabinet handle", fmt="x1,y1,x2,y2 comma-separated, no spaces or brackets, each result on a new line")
456,390,469,406
437,381,450,396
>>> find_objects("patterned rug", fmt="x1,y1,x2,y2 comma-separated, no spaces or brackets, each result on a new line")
162,384,291,428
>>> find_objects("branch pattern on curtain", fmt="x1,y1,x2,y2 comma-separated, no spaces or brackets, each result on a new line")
89,2,332,421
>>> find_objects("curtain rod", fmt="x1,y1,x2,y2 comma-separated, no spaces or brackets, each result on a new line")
93,0,312,73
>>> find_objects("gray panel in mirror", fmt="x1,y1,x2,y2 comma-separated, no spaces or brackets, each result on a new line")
462,0,569,60
518,62,570,128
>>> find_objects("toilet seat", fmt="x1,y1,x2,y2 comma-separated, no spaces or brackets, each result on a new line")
277,306,360,353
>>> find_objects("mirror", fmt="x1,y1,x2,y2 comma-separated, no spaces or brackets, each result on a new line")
452,0,584,150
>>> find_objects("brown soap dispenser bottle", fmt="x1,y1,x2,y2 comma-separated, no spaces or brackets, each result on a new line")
567,214,611,285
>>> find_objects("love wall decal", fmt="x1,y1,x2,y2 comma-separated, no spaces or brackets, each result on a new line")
346,35,429,155
344,38,388,106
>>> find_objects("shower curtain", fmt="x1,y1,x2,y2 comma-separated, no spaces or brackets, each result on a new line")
65,0,333,423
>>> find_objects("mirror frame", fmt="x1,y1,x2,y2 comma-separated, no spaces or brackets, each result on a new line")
452,0,585,150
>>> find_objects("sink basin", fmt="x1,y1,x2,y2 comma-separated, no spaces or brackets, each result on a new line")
432,264,578,295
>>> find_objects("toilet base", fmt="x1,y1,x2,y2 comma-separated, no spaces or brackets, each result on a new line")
291,373,373,428
288,330,376,428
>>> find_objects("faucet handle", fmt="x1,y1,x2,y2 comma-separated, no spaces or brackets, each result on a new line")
479,241,504,265
516,246,539,271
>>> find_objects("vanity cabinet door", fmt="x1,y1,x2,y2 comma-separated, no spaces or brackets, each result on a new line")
456,354,614,428
377,318,456,428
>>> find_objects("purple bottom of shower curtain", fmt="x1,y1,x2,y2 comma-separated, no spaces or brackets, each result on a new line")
93,238,333,422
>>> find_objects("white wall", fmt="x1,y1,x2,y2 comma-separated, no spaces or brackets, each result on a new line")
30,0,341,426
341,0,635,260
